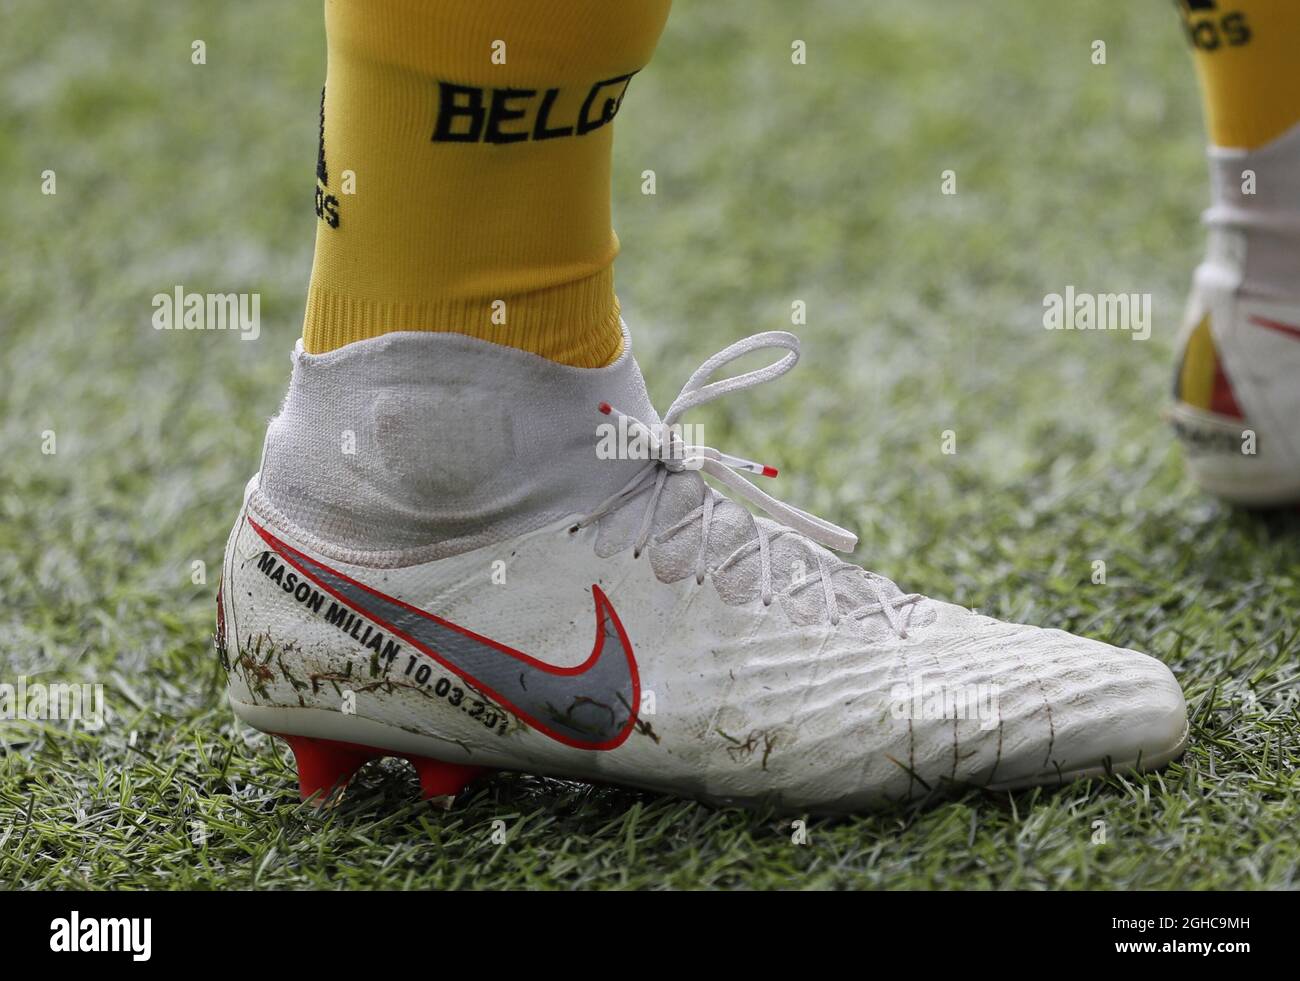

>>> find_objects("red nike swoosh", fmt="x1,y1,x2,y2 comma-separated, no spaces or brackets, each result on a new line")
1249,315,1300,341
249,519,640,751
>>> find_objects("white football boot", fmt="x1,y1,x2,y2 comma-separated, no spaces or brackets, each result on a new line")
217,327,1187,812
1169,122,1300,506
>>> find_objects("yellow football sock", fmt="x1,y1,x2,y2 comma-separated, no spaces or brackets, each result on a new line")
1178,0,1300,149
303,0,672,365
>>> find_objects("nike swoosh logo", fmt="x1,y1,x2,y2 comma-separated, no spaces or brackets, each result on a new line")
249,519,640,751
1249,315,1300,342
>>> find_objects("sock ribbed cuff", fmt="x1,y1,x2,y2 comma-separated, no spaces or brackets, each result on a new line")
303,268,624,366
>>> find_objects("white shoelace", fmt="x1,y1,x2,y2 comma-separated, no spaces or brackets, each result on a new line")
576,331,923,638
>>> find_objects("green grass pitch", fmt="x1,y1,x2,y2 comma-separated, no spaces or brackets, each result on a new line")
1,0,1297,889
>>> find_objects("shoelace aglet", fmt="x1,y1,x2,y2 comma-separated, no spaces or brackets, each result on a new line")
599,400,670,459
719,453,778,478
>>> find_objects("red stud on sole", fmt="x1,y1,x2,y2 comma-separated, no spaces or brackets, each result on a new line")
275,734,488,805
411,756,487,799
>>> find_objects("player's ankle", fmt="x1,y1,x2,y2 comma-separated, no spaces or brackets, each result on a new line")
256,329,653,556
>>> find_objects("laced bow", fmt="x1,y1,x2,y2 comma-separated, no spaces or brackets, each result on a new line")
576,332,922,637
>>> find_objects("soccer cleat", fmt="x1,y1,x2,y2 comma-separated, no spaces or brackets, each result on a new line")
1169,125,1300,506
217,328,1187,812
1170,282,1300,506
